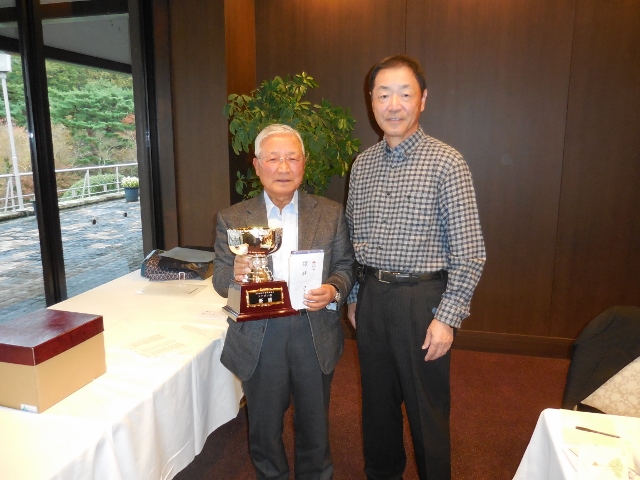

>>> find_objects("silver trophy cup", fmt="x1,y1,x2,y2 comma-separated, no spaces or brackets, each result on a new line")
227,227,283,283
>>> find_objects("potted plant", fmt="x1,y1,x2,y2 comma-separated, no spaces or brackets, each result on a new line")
121,175,139,202
224,72,360,198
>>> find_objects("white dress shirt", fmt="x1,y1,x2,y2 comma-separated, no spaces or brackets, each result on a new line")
264,190,299,284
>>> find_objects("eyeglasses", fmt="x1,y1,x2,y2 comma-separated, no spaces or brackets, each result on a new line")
259,156,305,165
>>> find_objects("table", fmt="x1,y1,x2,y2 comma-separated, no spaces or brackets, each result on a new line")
0,271,243,480
514,408,640,480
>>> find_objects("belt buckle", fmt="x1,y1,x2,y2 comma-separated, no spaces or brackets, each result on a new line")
376,270,390,283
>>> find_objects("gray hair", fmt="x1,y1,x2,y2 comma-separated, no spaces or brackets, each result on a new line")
254,124,305,158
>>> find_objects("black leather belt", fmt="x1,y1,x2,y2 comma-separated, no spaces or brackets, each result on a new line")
298,309,307,315
362,265,445,283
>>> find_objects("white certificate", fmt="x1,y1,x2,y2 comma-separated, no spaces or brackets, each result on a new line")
288,250,324,310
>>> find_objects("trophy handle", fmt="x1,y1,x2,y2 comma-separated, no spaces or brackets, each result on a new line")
229,243,249,256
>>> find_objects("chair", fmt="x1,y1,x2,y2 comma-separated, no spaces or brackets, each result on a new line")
580,356,640,417
561,306,640,415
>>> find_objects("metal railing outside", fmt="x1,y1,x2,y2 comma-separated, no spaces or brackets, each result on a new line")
1,162,138,213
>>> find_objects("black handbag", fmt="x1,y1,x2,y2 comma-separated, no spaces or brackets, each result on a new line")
141,247,214,281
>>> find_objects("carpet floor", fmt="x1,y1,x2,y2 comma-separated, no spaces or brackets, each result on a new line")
176,339,570,480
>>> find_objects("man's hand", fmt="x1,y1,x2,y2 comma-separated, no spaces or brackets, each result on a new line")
304,284,336,312
347,302,357,329
422,319,454,361
233,255,252,282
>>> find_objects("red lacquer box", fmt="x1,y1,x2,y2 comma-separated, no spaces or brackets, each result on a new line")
0,308,106,413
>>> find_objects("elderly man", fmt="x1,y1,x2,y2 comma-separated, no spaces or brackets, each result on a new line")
213,124,354,479
347,55,486,479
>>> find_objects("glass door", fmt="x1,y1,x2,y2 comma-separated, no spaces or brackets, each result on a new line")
0,2,46,322
40,3,143,297
0,0,144,322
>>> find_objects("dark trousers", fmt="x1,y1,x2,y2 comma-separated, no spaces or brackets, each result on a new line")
356,275,451,480
243,315,334,480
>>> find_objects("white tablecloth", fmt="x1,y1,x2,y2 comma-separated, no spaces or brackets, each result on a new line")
0,271,243,480
514,408,640,480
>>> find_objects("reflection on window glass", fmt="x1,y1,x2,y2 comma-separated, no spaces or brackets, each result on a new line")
0,53,143,323
0,5,141,322
44,59,143,297
0,53,46,323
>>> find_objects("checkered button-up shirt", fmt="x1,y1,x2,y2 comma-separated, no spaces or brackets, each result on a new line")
346,126,486,328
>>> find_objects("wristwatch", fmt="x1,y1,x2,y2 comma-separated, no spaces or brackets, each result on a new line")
326,284,340,310
330,284,341,302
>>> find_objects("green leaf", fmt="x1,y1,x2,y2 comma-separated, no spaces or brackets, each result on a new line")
235,177,245,195
225,72,360,198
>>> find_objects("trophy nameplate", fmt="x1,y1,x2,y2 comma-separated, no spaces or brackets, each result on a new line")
223,227,298,322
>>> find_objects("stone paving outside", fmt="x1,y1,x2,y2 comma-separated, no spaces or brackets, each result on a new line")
0,197,144,323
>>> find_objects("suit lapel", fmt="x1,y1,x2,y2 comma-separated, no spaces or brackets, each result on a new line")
241,194,268,226
297,191,320,251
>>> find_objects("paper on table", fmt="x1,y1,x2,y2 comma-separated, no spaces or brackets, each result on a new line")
573,445,632,479
136,283,206,297
562,415,638,477
288,250,324,310
125,334,188,358
181,324,228,340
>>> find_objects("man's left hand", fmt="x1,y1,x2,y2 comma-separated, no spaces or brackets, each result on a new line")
304,284,336,312
422,319,454,361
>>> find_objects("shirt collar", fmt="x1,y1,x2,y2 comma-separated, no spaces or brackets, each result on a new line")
264,190,299,217
385,125,427,157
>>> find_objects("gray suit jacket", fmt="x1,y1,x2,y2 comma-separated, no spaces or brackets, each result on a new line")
213,191,355,381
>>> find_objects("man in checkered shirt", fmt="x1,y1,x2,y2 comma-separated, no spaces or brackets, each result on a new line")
346,55,486,480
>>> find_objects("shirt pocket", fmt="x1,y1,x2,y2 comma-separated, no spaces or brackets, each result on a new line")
393,190,437,232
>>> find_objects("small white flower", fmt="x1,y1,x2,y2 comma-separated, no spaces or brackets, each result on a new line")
121,176,139,188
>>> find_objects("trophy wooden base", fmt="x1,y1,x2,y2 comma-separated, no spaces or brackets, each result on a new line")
223,280,298,322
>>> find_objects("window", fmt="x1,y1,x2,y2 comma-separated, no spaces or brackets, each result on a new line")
0,1,148,323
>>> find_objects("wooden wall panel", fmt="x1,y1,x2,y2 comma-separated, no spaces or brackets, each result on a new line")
225,0,256,97
224,0,256,206
549,0,640,338
169,0,229,247
160,0,639,352
224,0,256,94
406,0,575,335
255,0,406,204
